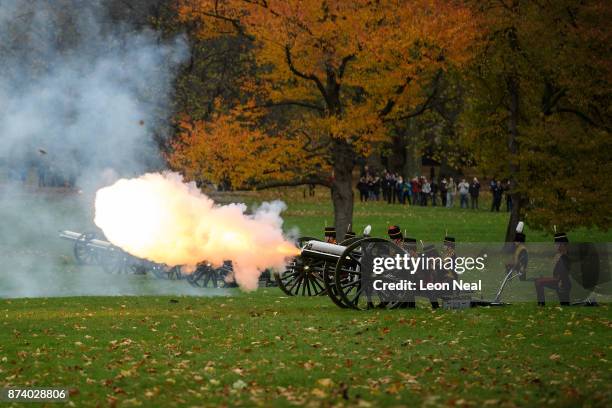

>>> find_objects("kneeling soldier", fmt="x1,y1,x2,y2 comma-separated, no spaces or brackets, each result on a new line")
534,232,571,306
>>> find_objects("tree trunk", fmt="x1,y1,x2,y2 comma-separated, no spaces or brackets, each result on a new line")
331,140,354,241
505,75,521,242
505,193,525,241
403,121,420,178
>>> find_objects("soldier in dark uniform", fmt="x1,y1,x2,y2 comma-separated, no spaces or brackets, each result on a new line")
507,222,528,281
324,227,337,244
442,236,459,281
387,225,404,245
400,237,418,308
422,244,442,309
534,232,571,306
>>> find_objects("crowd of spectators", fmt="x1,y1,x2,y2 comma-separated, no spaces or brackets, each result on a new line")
356,169,513,211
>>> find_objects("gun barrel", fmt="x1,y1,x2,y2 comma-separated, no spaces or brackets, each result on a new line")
58,230,114,250
301,240,347,262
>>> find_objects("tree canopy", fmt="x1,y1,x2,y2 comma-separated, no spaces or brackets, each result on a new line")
169,0,481,238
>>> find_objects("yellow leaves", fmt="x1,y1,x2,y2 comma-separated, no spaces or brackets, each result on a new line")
316,378,334,388
173,1,481,186
549,353,561,361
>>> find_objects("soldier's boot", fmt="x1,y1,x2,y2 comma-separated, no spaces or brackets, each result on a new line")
538,301,545,306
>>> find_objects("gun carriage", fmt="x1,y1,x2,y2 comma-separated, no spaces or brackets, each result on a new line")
59,230,182,278
276,233,407,309
60,230,274,288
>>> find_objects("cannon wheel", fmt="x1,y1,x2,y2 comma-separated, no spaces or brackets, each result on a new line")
276,237,327,296
188,264,225,288
318,236,367,308
73,232,100,265
322,262,351,308
335,237,402,310
101,247,135,274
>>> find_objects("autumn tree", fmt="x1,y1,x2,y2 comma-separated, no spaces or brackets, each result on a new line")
461,0,611,240
169,0,480,238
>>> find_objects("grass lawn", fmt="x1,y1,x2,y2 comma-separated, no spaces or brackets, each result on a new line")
222,189,612,242
1,293,610,407
1,187,611,407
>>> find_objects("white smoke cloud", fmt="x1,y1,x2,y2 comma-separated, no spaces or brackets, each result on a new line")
0,1,191,298
0,0,187,188
94,172,298,291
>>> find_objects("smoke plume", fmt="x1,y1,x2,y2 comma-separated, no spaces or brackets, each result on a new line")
94,172,298,290
0,1,193,297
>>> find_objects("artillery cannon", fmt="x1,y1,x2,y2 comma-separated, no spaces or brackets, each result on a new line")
280,231,481,310
59,230,178,277
276,227,402,309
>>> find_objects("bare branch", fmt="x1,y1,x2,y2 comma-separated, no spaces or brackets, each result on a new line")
338,54,355,79
284,45,329,104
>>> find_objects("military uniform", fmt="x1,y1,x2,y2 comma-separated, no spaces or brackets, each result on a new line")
534,232,571,306
442,236,459,281
324,227,337,244
400,237,418,308
422,244,441,309
387,225,403,245
511,232,528,281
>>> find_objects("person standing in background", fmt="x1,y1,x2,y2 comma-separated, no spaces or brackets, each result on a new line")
430,178,438,206
469,177,480,209
357,176,369,202
458,178,470,208
489,179,497,211
402,177,412,205
372,176,381,201
440,178,448,207
492,180,503,211
446,177,456,208
421,177,431,206
411,177,420,206
396,176,404,204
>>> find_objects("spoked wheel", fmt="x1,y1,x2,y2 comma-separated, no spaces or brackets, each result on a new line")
322,262,350,308
276,237,327,296
277,256,328,296
188,263,225,288
335,238,402,310
73,232,100,265
101,247,135,274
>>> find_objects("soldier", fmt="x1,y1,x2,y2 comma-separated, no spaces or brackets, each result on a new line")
507,221,528,281
534,232,571,306
442,236,459,281
387,225,403,245
422,244,442,309
324,227,337,244
400,237,418,308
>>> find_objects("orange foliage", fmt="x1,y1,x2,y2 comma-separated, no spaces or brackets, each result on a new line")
171,0,481,188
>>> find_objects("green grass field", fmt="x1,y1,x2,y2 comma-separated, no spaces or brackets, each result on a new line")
1,294,610,407
1,188,611,407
